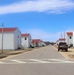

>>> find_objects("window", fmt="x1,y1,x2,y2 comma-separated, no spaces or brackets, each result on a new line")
70,36,72,39
25,38,27,40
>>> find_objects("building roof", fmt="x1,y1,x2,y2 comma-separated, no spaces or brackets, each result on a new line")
56,40,59,42
67,32,73,36
32,39,42,44
22,34,30,37
0,28,17,32
59,38,65,41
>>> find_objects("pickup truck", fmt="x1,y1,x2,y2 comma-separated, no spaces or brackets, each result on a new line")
58,42,68,52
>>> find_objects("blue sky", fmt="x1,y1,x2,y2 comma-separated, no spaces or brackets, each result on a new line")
0,0,74,42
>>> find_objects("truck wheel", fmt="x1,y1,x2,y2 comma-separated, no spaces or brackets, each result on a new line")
58,49,60,51
65,49,68,52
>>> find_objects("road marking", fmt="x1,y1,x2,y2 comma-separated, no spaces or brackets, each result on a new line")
11,60,27,63
29,59,50,63
62,61,74,63
52,46,69,60
49,59,73,63
0,61,4,64
60,52,68,60
48,59,66,62
51,46,57,50
0,59,74,64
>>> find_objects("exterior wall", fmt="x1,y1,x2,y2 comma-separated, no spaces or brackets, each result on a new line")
22,37,29,48
33,42,41,47
65,33,73,46
28,35,32,47
32,42,46,47
38,42,41,47
22,35,31,48
56,41,59,45
73,32,74,47
14,28,21,50
39,42,42,47
0,33,14,50
0,28,21,50
32,43,36,47
32,42,38,47
56,40,66,45
73,32,74,46
41,42,46,46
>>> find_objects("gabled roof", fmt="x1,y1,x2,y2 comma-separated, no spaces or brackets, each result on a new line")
56,40,59,42
0,28,17,32
22,34,30,37
32,39,42,44
59,38,65,41
67,32,73,36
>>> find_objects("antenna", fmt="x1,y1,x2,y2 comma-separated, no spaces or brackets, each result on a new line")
64,31,65,42
61,32,62,38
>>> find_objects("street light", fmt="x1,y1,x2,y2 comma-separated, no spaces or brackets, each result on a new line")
2,23,4,53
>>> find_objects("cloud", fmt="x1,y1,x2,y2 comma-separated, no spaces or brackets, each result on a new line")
27,29,51,39
0,0,74,14
22,28,74,42
23,29,62,42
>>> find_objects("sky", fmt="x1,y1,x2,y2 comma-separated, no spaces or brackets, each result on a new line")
0,0,74,42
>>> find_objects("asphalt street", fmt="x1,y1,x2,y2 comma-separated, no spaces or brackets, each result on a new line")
0,45,74,75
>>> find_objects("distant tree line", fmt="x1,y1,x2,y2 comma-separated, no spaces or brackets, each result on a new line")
44,41,55,45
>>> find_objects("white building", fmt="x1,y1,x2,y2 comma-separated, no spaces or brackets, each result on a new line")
41,41,46,46
65,32,74,47
0,27,21,50
31,39,45,47
21,34,31,48
56,38,66,45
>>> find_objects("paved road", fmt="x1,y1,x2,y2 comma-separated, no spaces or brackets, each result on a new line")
0,45,74,75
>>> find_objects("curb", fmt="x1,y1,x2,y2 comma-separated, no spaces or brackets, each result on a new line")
7,51,24,55
0,54,7,59
0,50,25,59
0,48,33,59
0,47,43,59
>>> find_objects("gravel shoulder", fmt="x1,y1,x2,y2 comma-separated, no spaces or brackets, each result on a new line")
60,49,74,60
0,48,33,59
54,45,74,60
0,47,42,59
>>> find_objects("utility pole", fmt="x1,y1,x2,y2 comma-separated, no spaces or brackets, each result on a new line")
64,32,65,42
61,33,62,38
2,23,4,53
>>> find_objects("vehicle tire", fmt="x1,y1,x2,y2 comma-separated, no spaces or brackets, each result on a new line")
58,49,60,51
65,49,68,52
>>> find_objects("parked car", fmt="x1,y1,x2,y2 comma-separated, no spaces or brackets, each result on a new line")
30,45,34,48
58,42,68,52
